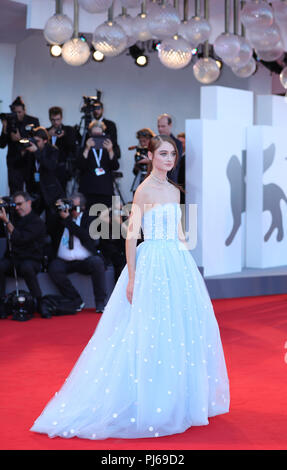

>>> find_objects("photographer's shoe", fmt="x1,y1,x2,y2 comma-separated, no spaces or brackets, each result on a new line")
95,301,106,314
76,301,85,312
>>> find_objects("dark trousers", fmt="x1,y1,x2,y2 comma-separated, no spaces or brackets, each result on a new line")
8,167,25,195
84,194,114,212
48,256,107,305
0,258,42,299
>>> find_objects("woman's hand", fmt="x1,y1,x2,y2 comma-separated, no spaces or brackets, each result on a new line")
126,278,135,304
103,138,113,154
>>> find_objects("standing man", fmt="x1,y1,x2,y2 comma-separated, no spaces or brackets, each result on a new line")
46,106,78,194
1,96,40,194
157,113,183,183
92,99,121,159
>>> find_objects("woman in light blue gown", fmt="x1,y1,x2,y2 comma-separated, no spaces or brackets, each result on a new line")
30,135,230,440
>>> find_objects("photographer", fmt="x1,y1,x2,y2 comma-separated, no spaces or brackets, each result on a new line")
24,127,65,229
77,120,120,210
0,191,47,319
130,128,155,194
0,96,40,194
92,99,120,159
48,193,107,313
46,106,78,194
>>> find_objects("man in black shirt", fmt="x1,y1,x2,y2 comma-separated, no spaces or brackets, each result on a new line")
46,106,78,194
92,100,121,159
0,191,47,318
0,96,40,194
157,113,183,184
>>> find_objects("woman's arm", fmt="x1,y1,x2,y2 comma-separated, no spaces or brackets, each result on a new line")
125,188,145,303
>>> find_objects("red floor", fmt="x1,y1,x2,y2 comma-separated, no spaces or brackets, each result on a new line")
1,294,287,450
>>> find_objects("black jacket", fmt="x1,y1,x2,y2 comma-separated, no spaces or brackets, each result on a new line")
3,114,40,169
26,143,65,207
5,211,47,261
77,147,119,196
46,124,78,164
102,118,121,159
167,134,183,184
52,212,102,259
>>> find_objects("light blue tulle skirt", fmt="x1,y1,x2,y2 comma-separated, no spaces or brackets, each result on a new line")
30,239,230,440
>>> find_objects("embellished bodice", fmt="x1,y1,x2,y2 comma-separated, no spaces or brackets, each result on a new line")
142,202,181,241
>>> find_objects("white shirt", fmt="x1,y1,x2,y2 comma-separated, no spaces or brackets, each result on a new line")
57,212,92,261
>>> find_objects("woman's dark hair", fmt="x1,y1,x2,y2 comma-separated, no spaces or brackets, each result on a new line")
136,128,155,139
11,96,25,110
145,135,185,194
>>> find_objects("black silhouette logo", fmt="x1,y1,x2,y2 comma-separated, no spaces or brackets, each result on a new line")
225,144,287,246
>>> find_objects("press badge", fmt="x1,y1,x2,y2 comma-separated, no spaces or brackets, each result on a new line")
95,167,105,176
34,172,40,182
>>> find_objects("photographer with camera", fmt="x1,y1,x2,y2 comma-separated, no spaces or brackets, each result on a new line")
48,192,107,313
130,128,155,194
77,120,120,210
0,96,40,194
23,126,65,227
0,191,47,319
46,106,78,194
92,99,121,159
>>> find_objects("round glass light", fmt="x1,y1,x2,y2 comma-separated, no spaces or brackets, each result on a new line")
92,21,127,57
214,33,241,65
136,55,148,66
228,36,253,68
241,0,274,29
193,57,221,84
247,23,281,51
131,13,153,42
178,17,211,47
158,35,192,70
61,37,90,66
280,66,287,88
44,14,73,45
148,3,180,39
115,13,135,47
256,42,284,62
232,57,256,78
79,0,113,13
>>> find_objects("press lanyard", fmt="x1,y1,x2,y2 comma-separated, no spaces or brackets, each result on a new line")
92,148,103,167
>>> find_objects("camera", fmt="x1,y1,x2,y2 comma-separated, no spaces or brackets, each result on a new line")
0,196,16,212
55,199,80,214
92,134,110,150
0,111,18,133
19,137,37,149
81,96,99,116
134,147,149,173
55,128,63,136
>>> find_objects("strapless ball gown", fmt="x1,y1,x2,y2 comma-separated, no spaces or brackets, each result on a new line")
30,202,230,440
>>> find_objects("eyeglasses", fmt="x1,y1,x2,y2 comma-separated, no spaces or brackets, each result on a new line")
94,105,102,110
15,201,25,207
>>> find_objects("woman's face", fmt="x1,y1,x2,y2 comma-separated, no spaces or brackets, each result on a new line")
91,126,103,136
138,135,150,148
149,141,176,172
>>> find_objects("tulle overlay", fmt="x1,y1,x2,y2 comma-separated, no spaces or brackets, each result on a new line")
30,203,230,440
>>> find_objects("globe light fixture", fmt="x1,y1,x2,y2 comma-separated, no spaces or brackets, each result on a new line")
44,0,73,45
148,2,180,39
79,0,113,13
92,3,127,57
158,35,193,70
62,1,90,66
280,66,287,88
241,0,274,29
231,57,257,78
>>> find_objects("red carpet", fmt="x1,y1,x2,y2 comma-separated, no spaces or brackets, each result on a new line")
1,294,287,450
